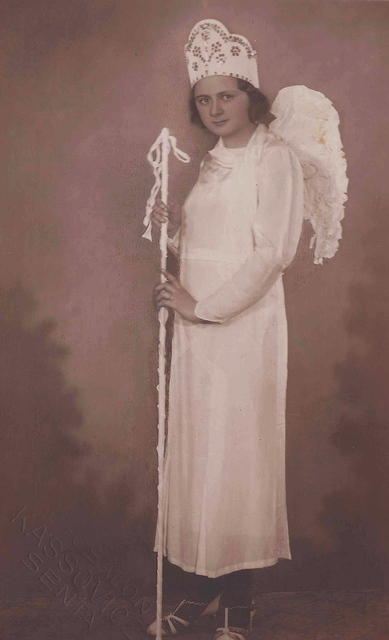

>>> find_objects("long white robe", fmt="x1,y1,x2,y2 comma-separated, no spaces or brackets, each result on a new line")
154,124,304,577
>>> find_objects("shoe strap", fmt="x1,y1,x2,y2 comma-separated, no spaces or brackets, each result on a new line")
221,607,246,637
172,597,217,621
162,597,221,634
164,613,190,634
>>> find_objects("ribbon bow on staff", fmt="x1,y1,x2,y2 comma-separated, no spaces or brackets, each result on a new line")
142,128,190,241
142,128,190,640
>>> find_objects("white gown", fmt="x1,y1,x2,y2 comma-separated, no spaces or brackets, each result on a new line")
154,124,305,578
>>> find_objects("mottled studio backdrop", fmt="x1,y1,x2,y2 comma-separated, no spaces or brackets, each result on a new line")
1,0,388,608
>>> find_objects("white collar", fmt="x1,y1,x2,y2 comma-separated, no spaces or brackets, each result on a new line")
208,123,268,167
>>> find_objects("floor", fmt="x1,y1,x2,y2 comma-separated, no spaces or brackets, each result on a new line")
0,591,388,639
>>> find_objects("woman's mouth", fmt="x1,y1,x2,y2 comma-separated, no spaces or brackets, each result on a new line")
212,120,228,127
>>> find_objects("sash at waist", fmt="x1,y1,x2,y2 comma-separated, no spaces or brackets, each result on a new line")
181,248,250,264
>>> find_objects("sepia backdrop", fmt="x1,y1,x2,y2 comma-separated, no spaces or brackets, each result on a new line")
1,0,388,611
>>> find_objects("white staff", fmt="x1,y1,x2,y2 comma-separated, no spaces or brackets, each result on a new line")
141,127,190,640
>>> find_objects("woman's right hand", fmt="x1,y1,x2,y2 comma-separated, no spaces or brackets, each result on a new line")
151,198,182,237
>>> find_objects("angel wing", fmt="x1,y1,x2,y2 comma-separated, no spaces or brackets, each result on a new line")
269,85,348,265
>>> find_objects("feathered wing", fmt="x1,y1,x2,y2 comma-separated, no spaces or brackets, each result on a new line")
269,85,348,265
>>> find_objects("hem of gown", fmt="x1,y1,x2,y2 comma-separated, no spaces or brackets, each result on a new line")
152,549,292,578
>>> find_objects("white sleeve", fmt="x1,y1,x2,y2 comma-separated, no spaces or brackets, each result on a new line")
194,142,304,324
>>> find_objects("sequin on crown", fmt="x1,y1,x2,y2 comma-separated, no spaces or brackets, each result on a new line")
185,19,260,88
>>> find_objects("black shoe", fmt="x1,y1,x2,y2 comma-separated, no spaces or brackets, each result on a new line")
146,594,221,636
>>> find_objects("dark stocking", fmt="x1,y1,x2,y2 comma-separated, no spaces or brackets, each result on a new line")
183,570,223,603
221,569,253,607
180,567,253,607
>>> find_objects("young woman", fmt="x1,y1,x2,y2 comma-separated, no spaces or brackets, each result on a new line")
146,19,305,640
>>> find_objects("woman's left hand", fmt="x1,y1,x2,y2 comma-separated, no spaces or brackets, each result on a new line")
154,270,202,323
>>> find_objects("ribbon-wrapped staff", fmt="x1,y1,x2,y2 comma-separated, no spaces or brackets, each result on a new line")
142,128,190,640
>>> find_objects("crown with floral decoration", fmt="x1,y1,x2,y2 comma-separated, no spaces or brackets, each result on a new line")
185,19,260,89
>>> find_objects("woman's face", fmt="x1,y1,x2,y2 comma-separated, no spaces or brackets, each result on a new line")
193,75,254,143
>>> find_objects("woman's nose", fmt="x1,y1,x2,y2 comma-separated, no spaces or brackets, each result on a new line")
210,98,223,117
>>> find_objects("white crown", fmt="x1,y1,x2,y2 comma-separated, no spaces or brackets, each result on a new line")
185,19,260,89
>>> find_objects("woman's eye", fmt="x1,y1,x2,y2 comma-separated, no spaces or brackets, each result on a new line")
222,94,234,101
197,97,209,105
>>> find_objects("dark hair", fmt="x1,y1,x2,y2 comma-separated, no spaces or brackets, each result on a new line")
189,78,276,128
